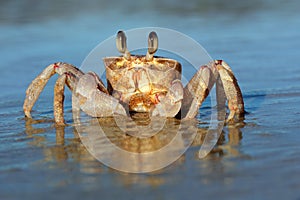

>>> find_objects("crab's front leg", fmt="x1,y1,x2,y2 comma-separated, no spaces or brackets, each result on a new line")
182,60,244,122
72,72,127,119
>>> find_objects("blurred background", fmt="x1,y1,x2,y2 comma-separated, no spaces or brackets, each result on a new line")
0,0,299,199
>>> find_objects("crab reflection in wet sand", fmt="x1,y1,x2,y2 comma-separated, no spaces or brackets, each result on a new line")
23,30,244,125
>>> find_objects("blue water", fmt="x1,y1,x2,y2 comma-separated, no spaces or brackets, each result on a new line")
1,1,300,199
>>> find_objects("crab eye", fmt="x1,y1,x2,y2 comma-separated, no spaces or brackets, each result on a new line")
146,31,158,61
148,31,158,54
116,30,131,59
116,31,126,53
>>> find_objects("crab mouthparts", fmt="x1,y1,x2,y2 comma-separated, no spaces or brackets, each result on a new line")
129,93,153,113
128,92,162,113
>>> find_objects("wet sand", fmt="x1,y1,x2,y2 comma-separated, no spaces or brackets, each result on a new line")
0,1,300,199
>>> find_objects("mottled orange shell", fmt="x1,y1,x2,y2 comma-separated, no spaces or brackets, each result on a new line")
103,56,182,107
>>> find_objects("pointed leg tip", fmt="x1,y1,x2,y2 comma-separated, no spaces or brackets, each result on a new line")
225,112,245,125
24,111,32,119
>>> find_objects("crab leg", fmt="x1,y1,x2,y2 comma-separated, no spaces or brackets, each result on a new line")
53,74,67,125
182,65,214,119
214,60,244,122
23,64,55,118
53,70,81,125
23,62,84,118
24,62,127,123
182,60,244,122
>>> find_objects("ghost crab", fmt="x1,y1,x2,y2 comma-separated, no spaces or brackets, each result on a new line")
23,30,244,125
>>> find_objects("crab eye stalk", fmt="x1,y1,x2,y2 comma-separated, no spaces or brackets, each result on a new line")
116,31,131,60
146,31,158,61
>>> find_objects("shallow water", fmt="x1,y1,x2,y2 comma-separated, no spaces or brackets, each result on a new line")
1,0,300,199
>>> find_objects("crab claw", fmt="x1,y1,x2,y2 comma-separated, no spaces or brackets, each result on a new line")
146,31,158,61
116,30,131,60
152,79,183,117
